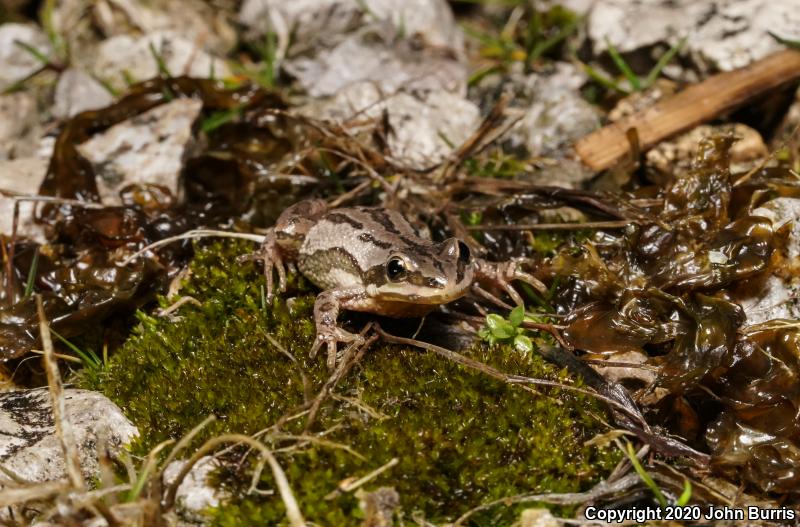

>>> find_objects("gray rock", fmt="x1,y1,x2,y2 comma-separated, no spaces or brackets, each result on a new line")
516,508,559,527
92,31,231,91
53,69,114,119
52,0,236,73
0,23,52,91
504,62,601,159
162,456,227,525
301,83,480,170
76,98,203,205
239,0,466,97
0,157,50,242
0,92,41,160
589,0,800,74
646,124,767,179
286,25,468,98
738,198,800,325
0,388,138,485
239,0,463,51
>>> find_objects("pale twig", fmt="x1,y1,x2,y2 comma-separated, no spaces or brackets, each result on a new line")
163,434,305,527
466,220,632,231
119,229,264,266
304,325,378,432
324,457,399,500
162,415,218,470
375,327,648,425
37,294,85,491
451,473,641,526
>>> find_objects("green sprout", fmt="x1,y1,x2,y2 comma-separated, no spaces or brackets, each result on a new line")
623,441,693,507
465,5,581,86
479,304,534,353
582,37,687,95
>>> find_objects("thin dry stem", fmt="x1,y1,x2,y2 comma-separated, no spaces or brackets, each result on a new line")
37,294,85,491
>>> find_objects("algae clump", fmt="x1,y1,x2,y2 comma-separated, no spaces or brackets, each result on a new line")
82,241,620,525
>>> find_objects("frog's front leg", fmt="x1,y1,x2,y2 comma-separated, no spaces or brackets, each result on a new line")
310,287,367,369
239,199,328,300
474,258,547,305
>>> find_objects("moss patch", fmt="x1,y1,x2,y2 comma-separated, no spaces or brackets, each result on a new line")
81,241,620,525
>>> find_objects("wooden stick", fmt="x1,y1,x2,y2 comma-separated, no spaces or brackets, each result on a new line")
575,49,800,171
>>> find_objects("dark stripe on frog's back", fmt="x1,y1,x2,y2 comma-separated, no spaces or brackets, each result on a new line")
359,207,436,255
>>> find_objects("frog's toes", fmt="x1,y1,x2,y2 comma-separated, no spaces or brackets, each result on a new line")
238,231,288,299
310,326,363,369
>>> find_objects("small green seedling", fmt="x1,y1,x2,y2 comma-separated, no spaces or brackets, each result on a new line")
479,304,534,353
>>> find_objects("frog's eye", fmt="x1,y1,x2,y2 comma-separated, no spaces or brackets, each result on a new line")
386,257,408,282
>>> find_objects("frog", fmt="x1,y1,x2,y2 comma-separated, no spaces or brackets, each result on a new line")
244,199,544,368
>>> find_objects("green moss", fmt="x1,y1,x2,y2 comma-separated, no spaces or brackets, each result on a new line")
81,241,620,525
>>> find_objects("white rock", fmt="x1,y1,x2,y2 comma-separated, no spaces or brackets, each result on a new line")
0,388,138,484
92,31,231,91
753,198,800,260
0,157,49,242
646,124,767,179
286,26,468,98
517,508,559,527
739,198,800,325
239,0,466,97
76,98,203,205
52,0,236,72
589,0,800,73
505,63,600,158
302,83,481,170
0,23,52,91
239,0,463,51
0,92,40,160
53,69,114,119
162,456,227,523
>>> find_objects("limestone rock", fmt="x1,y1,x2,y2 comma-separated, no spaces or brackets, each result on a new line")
92,31,231,91
53,69,114,119
738,198,800,325
646,124,767,179
0,23,52,91
0,157,50,242
301,83,480,170
588,0,800,75
239,0,466,97
76,98,203,205
504,63,601,158
0,388,138,484
162,456,226,524
0,92,41,160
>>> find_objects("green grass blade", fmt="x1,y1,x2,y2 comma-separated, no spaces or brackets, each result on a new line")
624,441,667,507
676,479,692,506
50,328,101,369
769,31,800,50
581,62,627,94
643,36,686,89
148,41,173,78
529,15,581,62
13,40,50,66
605,38,640,91
23,248,39,298
201,107,242,134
